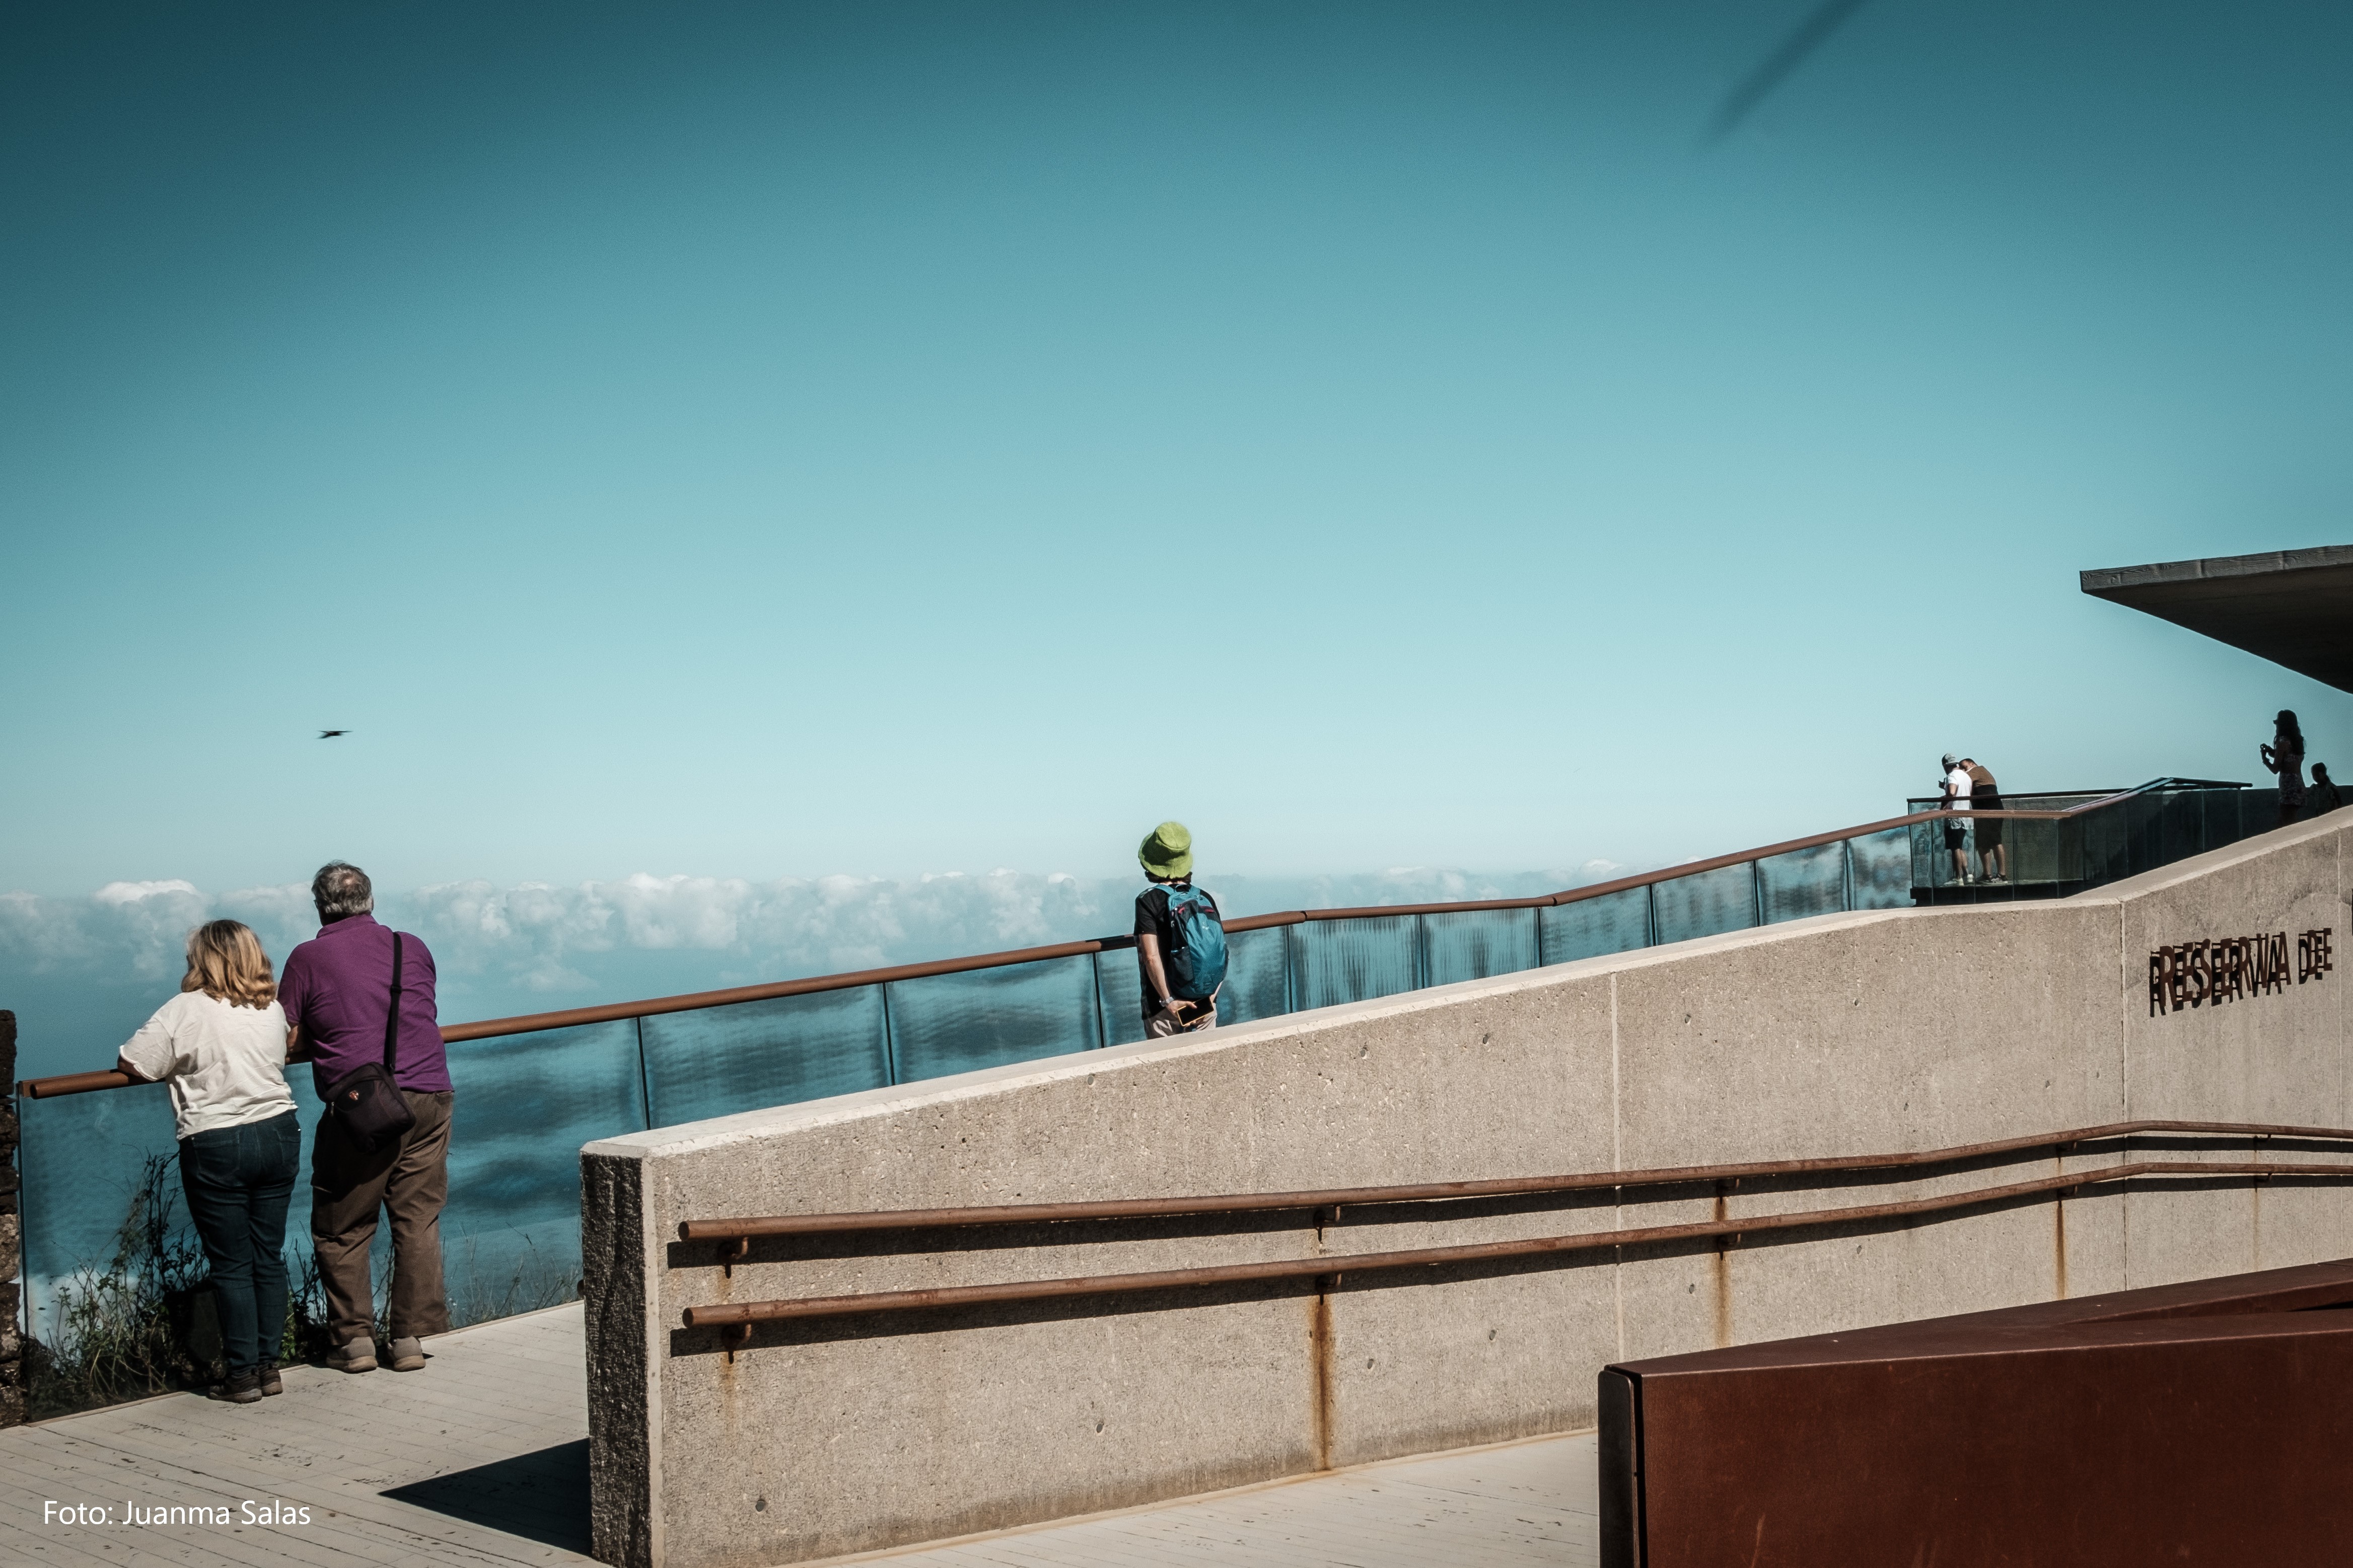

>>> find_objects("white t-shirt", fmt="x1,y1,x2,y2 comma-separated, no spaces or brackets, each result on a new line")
117,990,297,1139
1945,767,1973,810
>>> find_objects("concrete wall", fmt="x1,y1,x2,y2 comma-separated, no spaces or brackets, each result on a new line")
583,813,2352,1568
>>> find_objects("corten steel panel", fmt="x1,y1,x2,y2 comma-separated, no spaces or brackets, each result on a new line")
1600,1258,2353,1567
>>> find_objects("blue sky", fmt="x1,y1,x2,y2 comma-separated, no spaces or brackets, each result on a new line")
6,2,2351,927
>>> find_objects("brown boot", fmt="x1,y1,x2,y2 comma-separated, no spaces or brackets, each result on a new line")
326,1336,378,1374
257,1362,283,1397
209,1371,263,1404
386,1336,425,1372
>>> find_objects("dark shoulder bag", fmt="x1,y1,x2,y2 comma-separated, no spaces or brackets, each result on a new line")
323,933,418,1154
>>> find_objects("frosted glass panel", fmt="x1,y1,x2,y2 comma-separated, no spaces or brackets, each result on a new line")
641,987,888,1128
1757,842,1845,925
1294,916,1417,1011
888,955,1101,1082
1541,888,1651,963
1424,909,1539,987
439,1019,647,1314
1216,925,1292,1026
1849,826,1911,909
1652,864,1757,945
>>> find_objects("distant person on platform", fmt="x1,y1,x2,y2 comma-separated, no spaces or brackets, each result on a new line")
1939,753,1974,885
115,921,300,1404
280,861,453,1375
2261,710,2307,827
1961,756,2007,884
2312,763,2343,814
1135,822,1228,1037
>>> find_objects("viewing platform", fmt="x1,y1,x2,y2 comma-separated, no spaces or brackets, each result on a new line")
0,1300,1596,1567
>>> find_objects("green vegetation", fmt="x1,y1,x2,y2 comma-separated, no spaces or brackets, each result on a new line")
447,1229,578,1328
24,1153,578,1420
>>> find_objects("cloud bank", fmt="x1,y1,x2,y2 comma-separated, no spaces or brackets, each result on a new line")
0,862,1621,1078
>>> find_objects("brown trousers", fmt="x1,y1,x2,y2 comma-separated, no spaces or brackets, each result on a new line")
311,1089,454,1343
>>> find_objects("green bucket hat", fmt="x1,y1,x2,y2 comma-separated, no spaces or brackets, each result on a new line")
1137,820,1193,880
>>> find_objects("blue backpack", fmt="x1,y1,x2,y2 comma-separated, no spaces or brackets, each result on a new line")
1160,883,1228,1002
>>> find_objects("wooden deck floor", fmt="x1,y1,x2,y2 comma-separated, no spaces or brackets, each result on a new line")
0,1302,1597,1567
1,1301,594,1567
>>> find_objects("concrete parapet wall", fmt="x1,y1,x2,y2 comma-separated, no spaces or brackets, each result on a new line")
584,814,2351,1568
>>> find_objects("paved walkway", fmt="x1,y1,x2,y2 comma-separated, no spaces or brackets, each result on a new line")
0,1301,1597,1567
849,1433,1599,1567
1,1302,594,1567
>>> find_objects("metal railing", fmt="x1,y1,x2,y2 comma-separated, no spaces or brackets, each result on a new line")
7,777,2275,1341
671,1119,2353,1334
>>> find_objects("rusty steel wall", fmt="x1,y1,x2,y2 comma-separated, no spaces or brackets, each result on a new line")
1602,1258,2353,1567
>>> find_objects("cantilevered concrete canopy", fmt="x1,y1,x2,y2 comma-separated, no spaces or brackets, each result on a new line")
2082,545,2353,694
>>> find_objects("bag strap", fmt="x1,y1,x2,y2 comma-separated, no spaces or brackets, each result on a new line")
383,933,404,1075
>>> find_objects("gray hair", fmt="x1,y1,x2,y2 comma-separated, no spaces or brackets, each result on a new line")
311,861,374,921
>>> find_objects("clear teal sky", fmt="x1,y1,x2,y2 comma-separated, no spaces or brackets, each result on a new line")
6,1,2351,902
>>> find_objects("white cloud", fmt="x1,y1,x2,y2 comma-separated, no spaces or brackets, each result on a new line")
2,863,1596,1057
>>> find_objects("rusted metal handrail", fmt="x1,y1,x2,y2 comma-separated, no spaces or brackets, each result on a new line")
11,777,2230,1100
680,1158,2350,1328
678,1118,2352,1242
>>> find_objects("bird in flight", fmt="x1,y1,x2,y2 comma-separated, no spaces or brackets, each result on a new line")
318,729,351,739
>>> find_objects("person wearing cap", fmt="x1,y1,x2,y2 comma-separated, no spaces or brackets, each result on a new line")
1939,753,1974,886
1135,821,1221,1036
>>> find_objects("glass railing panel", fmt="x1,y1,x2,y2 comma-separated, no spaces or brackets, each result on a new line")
1652,863,1758,944
1094,948,1149,1047
2131,792,2170,877
17,1080,184,1342
640,986,889,1129
1756,842,1844,924
1908,815,1945,895
887,953,1101,1083
2199,788,2247,853
1215,925,1293,1027
1989,815,2047,890
1423,908,1540,987
1293,915,1417,1011
438,1017,646,1323
2077,797,2127,886
2158,790,2203,864
1848,828,1912,909
1540,887,1651,962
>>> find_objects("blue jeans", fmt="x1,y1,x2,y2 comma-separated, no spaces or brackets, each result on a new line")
179,1110,301,1376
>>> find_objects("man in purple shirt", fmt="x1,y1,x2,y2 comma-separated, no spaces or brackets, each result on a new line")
280,861,453,1374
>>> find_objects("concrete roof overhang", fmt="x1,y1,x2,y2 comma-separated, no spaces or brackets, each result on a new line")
2081,545,2353,694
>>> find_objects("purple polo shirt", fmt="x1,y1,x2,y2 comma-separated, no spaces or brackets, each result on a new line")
278,914,453,1098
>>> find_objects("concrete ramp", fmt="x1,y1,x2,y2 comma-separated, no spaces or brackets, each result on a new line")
585,810,2352,1568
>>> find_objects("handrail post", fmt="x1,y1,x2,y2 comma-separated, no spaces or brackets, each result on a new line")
635,1016,654,1131
1089,949,1110,1050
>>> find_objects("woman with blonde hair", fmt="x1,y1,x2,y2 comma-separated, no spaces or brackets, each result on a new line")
116,919,300,1404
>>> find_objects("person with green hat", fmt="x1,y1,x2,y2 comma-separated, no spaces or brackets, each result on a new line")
1134,820,1227,1036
